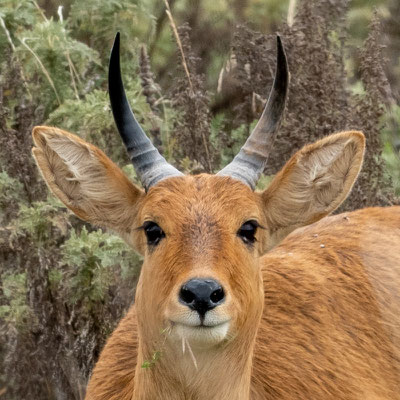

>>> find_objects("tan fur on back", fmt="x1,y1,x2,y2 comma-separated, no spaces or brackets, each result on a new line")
86,207,400,400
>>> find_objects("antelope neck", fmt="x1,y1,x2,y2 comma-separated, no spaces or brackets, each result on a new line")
131,330,256,400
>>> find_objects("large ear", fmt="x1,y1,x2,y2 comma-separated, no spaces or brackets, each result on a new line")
32,126,144,236
262,131,365,248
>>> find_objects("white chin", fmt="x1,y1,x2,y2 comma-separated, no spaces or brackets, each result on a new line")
172,322,230,347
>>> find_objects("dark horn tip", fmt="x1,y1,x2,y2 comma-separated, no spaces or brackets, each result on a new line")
274,34,289,97
108,31,134,148
114,32,120,46
276,35,283,49
276,35,284,58
110,32,120,65
276,35,288,75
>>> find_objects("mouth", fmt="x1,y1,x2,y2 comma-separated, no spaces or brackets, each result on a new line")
169,320,231,346
171,320,230,329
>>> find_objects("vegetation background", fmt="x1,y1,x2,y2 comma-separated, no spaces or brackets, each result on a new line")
0,0,399,398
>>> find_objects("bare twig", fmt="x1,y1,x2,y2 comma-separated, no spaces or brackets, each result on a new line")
163,0,194,95
0,17,15,52
287,0,297,27
69,59,82,86
67,55,80,100
19,38,61,105
58,6,80,100
32,0,48,22
0,16,32,99
149,0,177,57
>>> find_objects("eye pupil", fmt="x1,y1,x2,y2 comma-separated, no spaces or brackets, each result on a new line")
237,220,258,244
143,222,165,246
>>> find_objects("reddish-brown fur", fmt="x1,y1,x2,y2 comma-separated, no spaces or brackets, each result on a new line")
31,126,400,399
86,206,400,400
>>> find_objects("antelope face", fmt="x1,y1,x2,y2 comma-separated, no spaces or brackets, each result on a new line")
134,175,266,347
32,34,365,354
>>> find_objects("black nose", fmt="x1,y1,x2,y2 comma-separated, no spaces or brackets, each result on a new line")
179,278,225,316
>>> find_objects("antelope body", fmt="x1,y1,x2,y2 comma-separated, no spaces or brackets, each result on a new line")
86,206,400,400
32,34,400,399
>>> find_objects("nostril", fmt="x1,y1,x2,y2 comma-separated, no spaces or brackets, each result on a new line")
210,288,224,304
178,278,225,316
179,286,195,304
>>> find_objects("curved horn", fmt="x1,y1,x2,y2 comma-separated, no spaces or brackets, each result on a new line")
217,36,289,189
109,33,183,190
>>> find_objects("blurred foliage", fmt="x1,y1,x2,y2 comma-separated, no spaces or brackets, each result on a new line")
0,171,24,223
0,272,33,330
382,104,400,195
61,226,142,307
17,197,65,243
0,0,399,398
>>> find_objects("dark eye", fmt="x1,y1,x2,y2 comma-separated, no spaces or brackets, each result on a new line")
237,220,258,245
143,221,165,246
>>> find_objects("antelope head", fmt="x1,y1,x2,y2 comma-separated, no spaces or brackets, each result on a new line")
32,34,365,373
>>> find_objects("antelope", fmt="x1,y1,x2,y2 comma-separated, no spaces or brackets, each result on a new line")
32,33,400,400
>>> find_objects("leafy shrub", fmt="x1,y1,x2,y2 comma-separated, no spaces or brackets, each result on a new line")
61,226,142,308
17,197,66,243
0,273,33,330
0,171,24,223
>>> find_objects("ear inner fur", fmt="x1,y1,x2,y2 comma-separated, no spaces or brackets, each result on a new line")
32,126,144,235
261,131,365,248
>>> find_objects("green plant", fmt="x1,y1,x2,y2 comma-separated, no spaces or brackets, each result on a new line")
0,171,24,223
0,273,33,330
17,197,66,243
61,226,142,308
